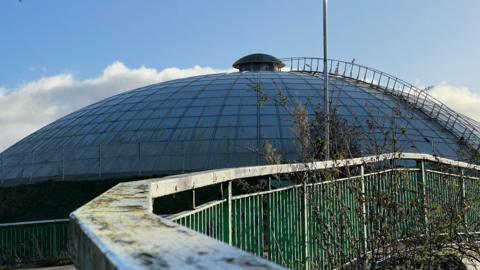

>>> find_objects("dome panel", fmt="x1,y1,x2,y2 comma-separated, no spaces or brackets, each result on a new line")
0,71,473,185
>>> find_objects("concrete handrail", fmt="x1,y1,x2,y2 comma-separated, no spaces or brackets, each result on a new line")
69,152,480,269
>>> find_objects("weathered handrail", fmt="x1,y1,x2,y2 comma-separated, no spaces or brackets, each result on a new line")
282,57,480,154
70,152,480,269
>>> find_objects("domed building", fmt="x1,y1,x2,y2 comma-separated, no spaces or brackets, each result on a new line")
1,53,479,186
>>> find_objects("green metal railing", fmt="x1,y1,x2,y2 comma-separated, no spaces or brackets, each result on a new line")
169,163,480,269
0,219,70,266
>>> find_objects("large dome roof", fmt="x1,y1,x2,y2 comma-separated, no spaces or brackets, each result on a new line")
0,57,476,185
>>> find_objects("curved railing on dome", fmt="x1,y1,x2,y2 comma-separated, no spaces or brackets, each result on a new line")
70,152,480,269
281,57,480,155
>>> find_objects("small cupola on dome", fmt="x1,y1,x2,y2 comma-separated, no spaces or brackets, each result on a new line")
233,53,285,72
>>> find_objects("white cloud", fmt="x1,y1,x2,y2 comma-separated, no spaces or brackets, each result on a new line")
0,62,229,152
429,83,480,122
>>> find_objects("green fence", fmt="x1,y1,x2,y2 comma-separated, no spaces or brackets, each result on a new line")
0,219,70,266
170,165,480,269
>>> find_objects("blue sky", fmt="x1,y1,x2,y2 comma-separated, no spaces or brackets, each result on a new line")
1,0,480,90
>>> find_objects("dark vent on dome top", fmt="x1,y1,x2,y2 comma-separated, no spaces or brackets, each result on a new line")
233,53,285,72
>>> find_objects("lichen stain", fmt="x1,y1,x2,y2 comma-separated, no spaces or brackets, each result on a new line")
86,196,119,210
136,252,169,268
176,229,192,236
223,257,273,269
113,238,135,245
88,217,109,231
121,205,145,211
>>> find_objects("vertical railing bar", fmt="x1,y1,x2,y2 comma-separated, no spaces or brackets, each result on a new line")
290,188,295,267
192,188,196,210
414,87,421,106
461,168,466,226
249,196,253,254
435,104,443,119
201,207,204,234
287,189,292,266
421,161,429,233
421,93,428,108
269,188,273,261
302,181,309,270
243,197,247,250
277,190,281,263
228,181,232,246
255,195,259,256
294,188,298,266
250,195,258,254
361,165,368,263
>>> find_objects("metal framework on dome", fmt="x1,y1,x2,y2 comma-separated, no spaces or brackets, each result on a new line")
282,57,480,156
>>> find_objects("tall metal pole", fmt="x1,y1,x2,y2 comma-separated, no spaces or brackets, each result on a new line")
323,0,330,160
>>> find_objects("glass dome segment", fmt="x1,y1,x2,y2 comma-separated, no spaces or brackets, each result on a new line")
0,60,475,185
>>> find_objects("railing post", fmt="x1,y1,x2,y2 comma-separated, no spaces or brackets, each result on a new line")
192,188,196,210
420,161,429,233
360,165,368,249
302,181,310,270
461,168,466,226
361,165,368,257
227,180,232,246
